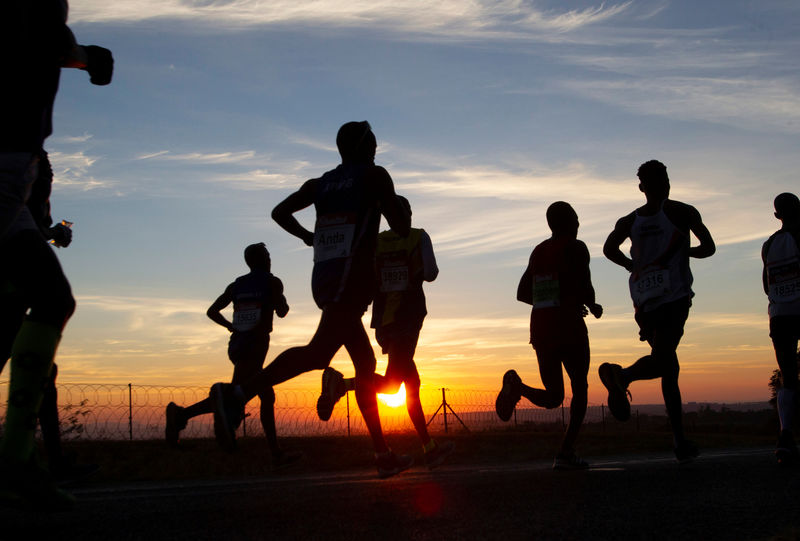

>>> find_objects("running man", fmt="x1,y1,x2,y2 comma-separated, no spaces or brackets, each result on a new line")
0,1,112,509
762,192,800,466
211,121,414,478
495,202,602,469
315,195,454,469
600,160,715,463
1,150,98,484
165,243,299,467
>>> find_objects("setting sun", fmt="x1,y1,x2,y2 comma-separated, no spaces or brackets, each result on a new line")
378,383,406,408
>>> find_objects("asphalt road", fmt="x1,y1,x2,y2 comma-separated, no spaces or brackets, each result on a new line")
3,447,799,540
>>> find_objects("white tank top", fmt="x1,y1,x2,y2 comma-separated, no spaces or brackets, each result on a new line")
628,203,693,312
765,230,800,317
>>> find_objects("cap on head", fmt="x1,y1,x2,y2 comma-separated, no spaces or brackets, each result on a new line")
546,201,578,235
774,192,800,221
336,121,376,162
244,242,269,270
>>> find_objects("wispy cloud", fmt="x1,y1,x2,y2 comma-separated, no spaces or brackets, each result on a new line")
135,150,256,164
70,1,632,41
48,151,117,191
50,133,94,144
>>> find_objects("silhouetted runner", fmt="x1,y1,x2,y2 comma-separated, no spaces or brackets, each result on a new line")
210,121,414,478
495,202,602,469
165,243,300,468
315,195,454,469
1,151,98,486
600,160,715,463
0,0,112,510
762,192,800,466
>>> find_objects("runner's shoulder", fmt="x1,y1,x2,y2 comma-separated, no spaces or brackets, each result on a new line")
663,199,701,228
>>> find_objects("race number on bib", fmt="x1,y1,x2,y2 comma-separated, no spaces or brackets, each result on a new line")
768,258,800,303
380,265,409,292
232,301,262,332
631,268,670,306
532,274,560,309
314,213,356,262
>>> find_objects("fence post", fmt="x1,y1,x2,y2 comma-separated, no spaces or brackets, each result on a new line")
442,388,448,433
601,404,606,432
513,406,517,427
128,383,133,441
346,391,351,437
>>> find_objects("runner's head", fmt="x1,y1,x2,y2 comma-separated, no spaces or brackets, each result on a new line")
774,192,800,224
244,242,270,271
637,160,670,201
337,121,376,164
546,201,579,238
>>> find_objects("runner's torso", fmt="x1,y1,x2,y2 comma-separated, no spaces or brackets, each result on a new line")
230,270,276,335
371,228,426,328
628,201,692,312
311,163,380,308
764,229,800,318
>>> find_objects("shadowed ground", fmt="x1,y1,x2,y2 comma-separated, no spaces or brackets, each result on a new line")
1,430,797,540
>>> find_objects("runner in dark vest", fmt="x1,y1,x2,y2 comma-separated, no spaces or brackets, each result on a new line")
165,243,299,468
210,122,414,478
762,192,800,466
600,160,715,463
315,196,454,469
495,202,602,469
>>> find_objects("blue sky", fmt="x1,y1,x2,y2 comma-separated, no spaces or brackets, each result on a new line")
43,0,800,403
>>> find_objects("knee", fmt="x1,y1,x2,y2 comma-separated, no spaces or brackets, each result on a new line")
540,390,565,409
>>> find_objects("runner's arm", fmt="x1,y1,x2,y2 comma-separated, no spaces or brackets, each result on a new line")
516,255,534,305
576,242,602,318
761,240,770,295
420,230,439,282
603,214,635,272
686,206,716,259
271,179,317,247
272,277,290,318
372,167,410,237
206,286,234,332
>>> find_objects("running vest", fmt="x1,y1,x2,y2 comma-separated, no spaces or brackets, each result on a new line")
628,202,693,312
230,271,275,334
764,229,800,318
311,163,380,308
529,237,587,312
372,228,426,328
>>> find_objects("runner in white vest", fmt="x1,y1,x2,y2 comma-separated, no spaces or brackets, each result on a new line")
600,160,715,463
762,192,800,466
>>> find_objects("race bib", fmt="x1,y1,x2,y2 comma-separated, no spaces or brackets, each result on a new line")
768,258,800,303
631,268,670,306
232,301,262,332
314,213,355,262
532,274,560,309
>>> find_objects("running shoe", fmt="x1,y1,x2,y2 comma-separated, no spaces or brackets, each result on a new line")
776,430,798,467
165,402,187,447
316,367,346,421
376,451,414,479
598,363,631,421
553,453,589,470
424,440,455,470
674,439,699,464
0,456,75,511
495,369,522,422
272,450,304,471
210,383,242,452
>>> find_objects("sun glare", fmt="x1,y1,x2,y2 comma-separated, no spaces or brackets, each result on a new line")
378,383,406,407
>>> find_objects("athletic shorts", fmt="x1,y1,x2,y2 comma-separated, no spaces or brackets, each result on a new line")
770,315,800,348
228,332,269,368
635,295,691,344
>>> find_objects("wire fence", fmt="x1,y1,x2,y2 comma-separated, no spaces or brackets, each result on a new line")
0,382,773,442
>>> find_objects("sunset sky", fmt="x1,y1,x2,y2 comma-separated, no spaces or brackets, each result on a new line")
41,0,799,405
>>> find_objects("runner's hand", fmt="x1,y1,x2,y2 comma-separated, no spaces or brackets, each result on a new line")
49,223,73,248
589,303,603,319
83,46,114,85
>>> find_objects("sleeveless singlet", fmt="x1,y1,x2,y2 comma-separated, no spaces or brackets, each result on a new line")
230,270,275,334
764,230,800,318
311,163,380,309
628,202,693,312
371,228,426,328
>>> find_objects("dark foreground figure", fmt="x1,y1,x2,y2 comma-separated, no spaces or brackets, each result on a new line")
600,160,715,463
496,201,602,469
0,0,112,510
